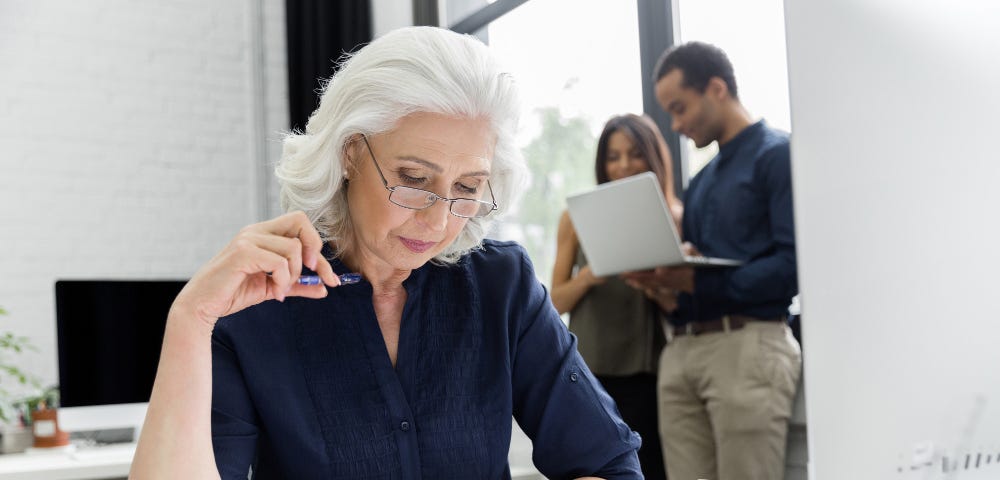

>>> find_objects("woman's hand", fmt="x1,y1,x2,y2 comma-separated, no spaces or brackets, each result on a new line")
173,211,341,328
641,285,680,313
132,210,341,480
576,265,607,288
619,242,701,297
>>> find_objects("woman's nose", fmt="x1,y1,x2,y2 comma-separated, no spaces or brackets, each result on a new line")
416,199,450,232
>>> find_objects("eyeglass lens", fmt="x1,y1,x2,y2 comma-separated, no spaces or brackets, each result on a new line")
362,135,496,218
389,186,493,218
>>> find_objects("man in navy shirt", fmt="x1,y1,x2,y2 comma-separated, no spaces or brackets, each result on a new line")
624,41,801,480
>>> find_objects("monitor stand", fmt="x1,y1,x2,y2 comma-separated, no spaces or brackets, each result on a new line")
57,403,147,446
70,426,136,445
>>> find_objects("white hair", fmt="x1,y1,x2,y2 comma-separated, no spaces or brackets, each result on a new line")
276,26,527,264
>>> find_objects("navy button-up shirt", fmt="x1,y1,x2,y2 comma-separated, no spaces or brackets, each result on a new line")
674,120,798,324
211,240,642,479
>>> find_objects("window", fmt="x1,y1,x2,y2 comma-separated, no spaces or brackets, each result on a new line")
459,0,645,285
676,0,792,175
442,2,646,473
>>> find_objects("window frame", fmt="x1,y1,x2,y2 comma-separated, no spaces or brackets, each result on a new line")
432,0,683,194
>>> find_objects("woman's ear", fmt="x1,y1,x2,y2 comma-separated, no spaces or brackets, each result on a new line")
343,134,365,180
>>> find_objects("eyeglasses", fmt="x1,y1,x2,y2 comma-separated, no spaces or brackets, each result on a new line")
361,135,498,218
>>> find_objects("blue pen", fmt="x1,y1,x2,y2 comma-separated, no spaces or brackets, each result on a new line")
297,273,362,286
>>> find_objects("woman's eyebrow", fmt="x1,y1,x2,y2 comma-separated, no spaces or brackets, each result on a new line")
395,155,442,172
395,155,491,177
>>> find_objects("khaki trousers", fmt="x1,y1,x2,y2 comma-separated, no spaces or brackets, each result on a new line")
657,321,801,480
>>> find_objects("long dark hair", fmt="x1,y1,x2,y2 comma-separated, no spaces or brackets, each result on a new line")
594,114,669,189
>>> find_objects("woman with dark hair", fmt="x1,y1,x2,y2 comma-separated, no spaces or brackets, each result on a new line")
551,113,682,480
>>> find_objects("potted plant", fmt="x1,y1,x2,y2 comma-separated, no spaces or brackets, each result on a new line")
25,385,69,449
0,306,44,454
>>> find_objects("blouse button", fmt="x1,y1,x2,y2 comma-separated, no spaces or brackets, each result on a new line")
400,421,411,432
569,372,579,382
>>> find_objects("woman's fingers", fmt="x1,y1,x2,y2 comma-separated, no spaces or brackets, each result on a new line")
246,233,303,292
312,255,341,287
257,211,341,287
236,247,291,302
250,229,340,290
259,211,325,270
222,211,339,306
286,282,330,299
294,214,325,272
244,210,340,291
642,286,679,312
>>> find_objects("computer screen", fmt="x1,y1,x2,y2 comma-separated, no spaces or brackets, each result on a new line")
54,280,186,408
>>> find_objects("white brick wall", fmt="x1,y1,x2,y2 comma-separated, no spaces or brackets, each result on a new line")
0,0,289,390
261,0,290,218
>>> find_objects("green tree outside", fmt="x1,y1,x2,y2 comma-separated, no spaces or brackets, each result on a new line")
504,106,597,286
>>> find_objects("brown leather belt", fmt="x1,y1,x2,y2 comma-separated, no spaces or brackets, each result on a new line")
674,315,785,336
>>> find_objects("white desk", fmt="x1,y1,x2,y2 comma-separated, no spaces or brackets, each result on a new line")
0,443,133,480
0,443,549,480
0,443,545,480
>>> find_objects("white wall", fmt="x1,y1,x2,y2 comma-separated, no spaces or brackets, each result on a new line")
371,0,413,38
0,0,288,390
786,0,1000,478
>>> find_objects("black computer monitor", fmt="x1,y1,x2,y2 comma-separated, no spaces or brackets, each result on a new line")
54,280,186,408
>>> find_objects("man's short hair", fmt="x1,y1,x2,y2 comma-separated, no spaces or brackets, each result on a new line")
654,41,739,99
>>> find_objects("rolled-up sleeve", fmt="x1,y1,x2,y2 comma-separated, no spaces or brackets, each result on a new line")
509,249,643,479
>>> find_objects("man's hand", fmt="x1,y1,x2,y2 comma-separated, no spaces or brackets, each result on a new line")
621,265,694,294
620,241,701,295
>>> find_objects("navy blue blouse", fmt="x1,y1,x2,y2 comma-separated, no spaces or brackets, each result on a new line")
210,240,642,479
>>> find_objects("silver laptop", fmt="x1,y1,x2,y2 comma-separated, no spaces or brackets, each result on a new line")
565,171,742,277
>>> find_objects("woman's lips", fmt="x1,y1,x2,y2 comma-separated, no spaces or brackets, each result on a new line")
400,237,437,253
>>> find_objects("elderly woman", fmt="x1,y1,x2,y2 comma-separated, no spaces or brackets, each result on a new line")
130,27,641,479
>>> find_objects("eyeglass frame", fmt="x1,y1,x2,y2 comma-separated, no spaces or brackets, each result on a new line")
359,135,499,219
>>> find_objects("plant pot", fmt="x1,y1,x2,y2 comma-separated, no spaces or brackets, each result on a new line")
32,407,70,448
0,425,34,454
